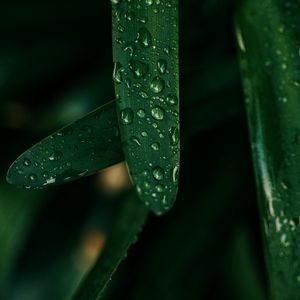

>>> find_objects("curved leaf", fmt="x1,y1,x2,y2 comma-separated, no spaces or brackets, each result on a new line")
7,101,123,189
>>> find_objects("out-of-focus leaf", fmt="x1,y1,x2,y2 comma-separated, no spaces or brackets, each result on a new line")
0,183,44,299
72,191,149,300
111,0,180,215
7,101,123,189
236,1,300,299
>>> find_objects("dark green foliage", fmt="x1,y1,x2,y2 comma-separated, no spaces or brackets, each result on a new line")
236,1,300,299
111,0,180,215
1,0,294,299
7,101,123,189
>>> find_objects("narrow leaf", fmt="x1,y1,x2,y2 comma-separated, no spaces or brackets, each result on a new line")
236,1,300,299
72,191,149,300
111,0,180,215
7,101,123,189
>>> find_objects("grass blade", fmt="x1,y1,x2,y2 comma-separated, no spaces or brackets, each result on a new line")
7,101,123,189
236,1,300,299
111,0,180,215
72,191,149,300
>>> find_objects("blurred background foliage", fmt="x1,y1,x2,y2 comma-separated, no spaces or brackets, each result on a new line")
0,0,267,299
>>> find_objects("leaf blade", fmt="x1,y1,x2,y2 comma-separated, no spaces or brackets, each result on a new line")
7,100,124,189
112,0,180,215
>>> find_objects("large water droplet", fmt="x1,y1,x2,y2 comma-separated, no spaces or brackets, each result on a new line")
150,77,164,93
151,106,165,120
157,59,167,74
129,60,149,78
113,62,124,84
120,108,134,125
137,27,152,48
152,166,164,181
166,93,178,106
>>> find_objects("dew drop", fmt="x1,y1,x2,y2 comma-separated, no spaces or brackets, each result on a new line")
155,184,164,192
129,60,149,78
42,171,49,179
145,0,153,5
48,151,63,161
151,142,160,151
172,165,179,184
113,62,124,84
151,106,165,120
120,108,134,125
23,158,31,167
169,126,179,145
137,109,146,118
166,93,178,106
157,59,167,74
152,166,164,181
137,27,152,48
139,91,149,99
28,173,38,181
150,77,165,93
141,131,148,137
131,136,142,146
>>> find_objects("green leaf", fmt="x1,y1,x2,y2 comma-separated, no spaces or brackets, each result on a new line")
236,1,300,299
111,0,180,215
7,101,123,189
0,183,45,299
72,191,149,300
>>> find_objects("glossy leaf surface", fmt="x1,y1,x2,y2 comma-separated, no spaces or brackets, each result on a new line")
7,101,123,189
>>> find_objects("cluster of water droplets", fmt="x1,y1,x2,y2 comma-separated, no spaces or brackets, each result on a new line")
112,0,179,213
8,106,122,189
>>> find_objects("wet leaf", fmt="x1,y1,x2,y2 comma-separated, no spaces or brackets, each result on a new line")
236,1,300,299
7,101,123,189
111,0,180,215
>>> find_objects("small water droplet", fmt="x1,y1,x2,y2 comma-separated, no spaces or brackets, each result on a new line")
42,171,49,179
48,151,63,161
155,184,163,192
113,62,124,84
151,142,160,151
169,126,179,145
141,131,148,137
151,106,165,120
137,27,152,48
139,91,149,99
152,166,164,181
150,77,165,93
28,173,38,181
131,136,142,146
172,165,179,184
23,158,31,167
137,109,146,118
166,93,178,106
120,108,134,125
145,0,153,5
157,59,167,74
